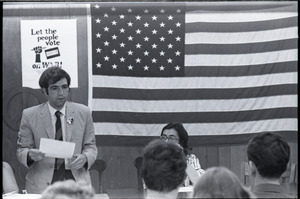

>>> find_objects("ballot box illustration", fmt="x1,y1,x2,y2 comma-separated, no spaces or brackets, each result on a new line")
45,47,60,59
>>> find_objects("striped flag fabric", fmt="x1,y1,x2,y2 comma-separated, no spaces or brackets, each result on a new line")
89,2,298,145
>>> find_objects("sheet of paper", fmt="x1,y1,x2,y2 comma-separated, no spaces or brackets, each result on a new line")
39,138,75,158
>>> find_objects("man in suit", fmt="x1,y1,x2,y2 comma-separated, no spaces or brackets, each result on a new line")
17,67,98,193
247,132,292,198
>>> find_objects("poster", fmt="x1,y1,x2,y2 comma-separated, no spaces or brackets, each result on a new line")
21,19,78,88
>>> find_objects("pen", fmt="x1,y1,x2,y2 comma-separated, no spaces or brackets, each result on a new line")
3,190,18,197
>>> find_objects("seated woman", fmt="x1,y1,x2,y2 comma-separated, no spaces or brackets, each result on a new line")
2,161,19,194
160,123,205,186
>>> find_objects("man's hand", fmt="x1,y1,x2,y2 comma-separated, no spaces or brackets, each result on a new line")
28,149,45,161
69,154,87,170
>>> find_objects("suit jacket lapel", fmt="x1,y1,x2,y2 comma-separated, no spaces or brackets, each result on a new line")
65,102,75,142
40,103,55,139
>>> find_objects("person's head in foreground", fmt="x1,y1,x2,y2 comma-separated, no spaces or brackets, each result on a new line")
41,179,95,199
141,139,187,199
193,166,255,198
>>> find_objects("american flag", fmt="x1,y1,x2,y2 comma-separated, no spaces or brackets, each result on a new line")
90,2,298,145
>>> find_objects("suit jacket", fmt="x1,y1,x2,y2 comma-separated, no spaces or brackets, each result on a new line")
16,101,98,193
253,183,294,198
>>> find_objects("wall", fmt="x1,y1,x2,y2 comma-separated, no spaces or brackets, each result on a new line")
2,2,298,194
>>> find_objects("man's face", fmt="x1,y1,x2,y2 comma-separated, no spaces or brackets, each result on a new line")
44,77,69,110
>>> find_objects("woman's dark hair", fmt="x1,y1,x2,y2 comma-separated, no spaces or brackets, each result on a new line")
161,123,191,155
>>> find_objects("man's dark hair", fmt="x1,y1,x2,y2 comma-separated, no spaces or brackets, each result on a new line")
141,139,187,192
161,123,191,155
247,132,290,179
39,67,71,93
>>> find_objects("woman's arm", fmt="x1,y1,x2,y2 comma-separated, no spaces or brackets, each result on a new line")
2,162,19,194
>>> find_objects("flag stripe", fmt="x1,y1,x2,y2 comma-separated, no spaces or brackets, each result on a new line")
93,119,298,136
92,72,297,89
185,61,298,77
92,95,297,112
92,84,297,100
186,17,297,33
92,107,297,123
185,27,297,44
185,39,297,55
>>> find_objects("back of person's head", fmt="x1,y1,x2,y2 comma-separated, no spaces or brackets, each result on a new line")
41,180,95,199
161,123,190,155
141,139,187,193
247,132,290,179
193,166,254,198
39,67,71,92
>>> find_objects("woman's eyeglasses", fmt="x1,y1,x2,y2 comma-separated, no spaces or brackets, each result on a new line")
160,135,179,141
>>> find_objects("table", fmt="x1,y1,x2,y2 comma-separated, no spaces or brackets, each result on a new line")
2,193,109,199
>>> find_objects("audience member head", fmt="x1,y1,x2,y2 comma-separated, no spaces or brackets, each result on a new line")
160,123,190,155
141,139,187,196
247,132,290,179
39,67,71,94
40,180,95,199
193,166,254,198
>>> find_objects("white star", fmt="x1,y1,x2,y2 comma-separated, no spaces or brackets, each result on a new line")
128,65,133,70
94,4,100,9
159,22,165,27
152,29,157,34
96,33,101,38
176,22,181,27
136,58,141,63
120,42,125,47
120,57,125,62
104,41,110,46
144,36,149,42
167,58,173,63
128,8,133,13
160,9,165,13
120,28,125,33
112,64,117,69
159,65,165,71
175,36,181,41
112,49,117,54
144,51,149,56
96,63,101,68
104,56,110,61
160,37,165,42
176,9,181,13
136,43,141,48
175,65,180,71
152,43,157,49
175,51,181,56
119,14,125,19
136,15,141,20
144,9,149,13
111,20,117,25
104,26,109,32
144,65,149,71
168,29,173,34
152,15,157,20
95,18,101,23
128,50,133,55
96,48,101,53
168,15,173,20
128,36,134,41
144,22,149,27
104,13,108,17
128,21,133,27
159,51,165,56
136,29,142,34
168,43,173,49
111,7,116,12
151,58,157,63
112,35,117,40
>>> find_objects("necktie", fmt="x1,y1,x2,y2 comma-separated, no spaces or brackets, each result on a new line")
55,111,63,169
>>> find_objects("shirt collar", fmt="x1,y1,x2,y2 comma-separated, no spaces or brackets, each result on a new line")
47,102,67,116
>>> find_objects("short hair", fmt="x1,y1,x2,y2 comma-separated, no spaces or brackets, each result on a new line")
161,123,190,155
193,166,254,198
39,67,71,91
247,132,290,179
41,180,94,199
141,139,187,192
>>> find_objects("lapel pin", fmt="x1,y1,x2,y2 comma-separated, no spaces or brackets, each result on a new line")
67,117,74,125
